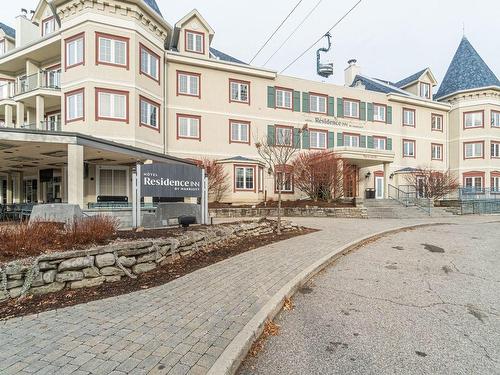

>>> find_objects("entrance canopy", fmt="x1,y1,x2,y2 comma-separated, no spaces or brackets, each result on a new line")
334,146,394,168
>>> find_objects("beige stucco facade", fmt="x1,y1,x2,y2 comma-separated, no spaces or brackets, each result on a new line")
0,1,498,207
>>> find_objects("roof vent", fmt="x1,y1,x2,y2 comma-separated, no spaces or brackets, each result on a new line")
20,9,27,18
348,59,357,66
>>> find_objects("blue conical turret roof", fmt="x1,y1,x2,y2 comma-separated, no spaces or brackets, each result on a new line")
435,37,500,100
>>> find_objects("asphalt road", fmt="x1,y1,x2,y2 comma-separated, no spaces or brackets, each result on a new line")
239,221,500,375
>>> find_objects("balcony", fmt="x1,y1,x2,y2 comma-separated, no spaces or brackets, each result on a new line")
15,69,61,97
19,119,62,132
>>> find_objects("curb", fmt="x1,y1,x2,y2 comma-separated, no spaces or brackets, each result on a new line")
207,223,444,375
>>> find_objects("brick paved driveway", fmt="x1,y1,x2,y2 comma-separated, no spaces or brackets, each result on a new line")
0,217,490,374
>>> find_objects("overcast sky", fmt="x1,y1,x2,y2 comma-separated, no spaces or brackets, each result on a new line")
5,0,500,87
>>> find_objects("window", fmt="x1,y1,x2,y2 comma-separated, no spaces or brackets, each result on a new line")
275,171,293,193
258,166,264,192
275,88,292,109
185,30,204,54
230,120,250,144
65,33,84,69
464,142,483,159
96,89,128,122
42,17,55,36
177,71,200,97
373,104,386,122
491,142,500,158
177,115,200,140
235,166,254,190
275,126,293,146
419,82,431,99
0,40,5,55
403,108,416,126
46,66,61,88
492,111,500,128
492,176,500,193
310,94,327,114
140,44,160,81
432,114,443,131
431,143,443,160
230,80,250,104
464,176,483,191
403,139,416,157
343,99,359,118
99,168,128,197
96,33,128,68
464,111,483,128
310,130,327,149
65,89,84,122
140,97,159,129
344,133,359,147
373,137,386,150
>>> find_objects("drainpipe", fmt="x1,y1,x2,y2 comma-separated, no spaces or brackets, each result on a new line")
163,50,168,155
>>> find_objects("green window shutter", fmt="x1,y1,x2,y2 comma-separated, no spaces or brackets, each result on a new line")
293,91,301,112
328,131,335,148
360,135,367,148
327,96,335,116
302,130,310,149
337,132,343,147
387,106,392,124
293,128,301,148
367,103,374,121
267,86,275,108
337,98,344,117
302,92,310,113
360,101,367,121
267,125,275,145
386,137,392,151
367,136,374,149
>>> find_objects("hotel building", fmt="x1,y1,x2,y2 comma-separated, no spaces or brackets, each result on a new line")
0,0,498,207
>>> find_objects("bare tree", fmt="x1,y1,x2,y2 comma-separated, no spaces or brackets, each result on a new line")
292,150,354,201
404,168,459,200
194,158,230,202
255,128,302,234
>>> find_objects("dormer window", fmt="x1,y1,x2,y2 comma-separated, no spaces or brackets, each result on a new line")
185,30,204,54
419,82,431,99
42,17,55,36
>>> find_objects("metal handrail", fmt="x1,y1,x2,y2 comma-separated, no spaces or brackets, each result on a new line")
459,187,500,200
388,184,432,215
15,69,61,96
388,184,410,207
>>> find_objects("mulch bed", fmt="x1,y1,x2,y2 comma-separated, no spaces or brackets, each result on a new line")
0,227,316,320
209,199,354,209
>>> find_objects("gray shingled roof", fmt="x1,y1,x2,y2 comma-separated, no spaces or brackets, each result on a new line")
143,0,162,17
394,68,428,88
0,22,15,39
220,156,259,162
435,37,500,100
210,48,247,65
351,75,409,95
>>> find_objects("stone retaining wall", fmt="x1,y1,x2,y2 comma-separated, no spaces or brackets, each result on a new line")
209,207,367,219
0,220,298,302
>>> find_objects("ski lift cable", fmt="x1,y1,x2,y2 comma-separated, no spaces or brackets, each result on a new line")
263,0,324,67
279,0,363,74
249,0,304,64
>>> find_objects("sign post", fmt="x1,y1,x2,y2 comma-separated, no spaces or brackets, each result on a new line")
132,163,205,228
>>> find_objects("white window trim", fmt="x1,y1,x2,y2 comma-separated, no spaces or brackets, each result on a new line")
374,137,386,150
66,36,84,68
42,18,55,36
97,91,127,120
186,31,204,53
276,171,293,192
140,98,159,129
464,142,483,159
178,116,200,139
491,142,500,158
343,100,359,118
230,121,250,143
373,104,386,122
464,176,483,189
309,94,327,114
431,144,443,160
230,81,250,103
491,111,500,128
140,46,159,80
403,109,416,126
419,82,431,99
275,89,293,109
235,166,255,191
177,72,200,97
344,134,360,148
464,111,483,128
310,130,327,149
432,114,443,131
403,140,415,157
275,126,293,146
97,36,127,67
66,91,84,121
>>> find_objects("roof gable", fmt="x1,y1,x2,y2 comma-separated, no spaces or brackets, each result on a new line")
394,68,436,88
0,22,15,39
435,36,500,100
351,75,410,95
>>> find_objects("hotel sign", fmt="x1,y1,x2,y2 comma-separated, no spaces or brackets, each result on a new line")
140,163,202,198
307,116,365,130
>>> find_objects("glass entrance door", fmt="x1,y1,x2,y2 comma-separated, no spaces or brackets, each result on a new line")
375,176,384,199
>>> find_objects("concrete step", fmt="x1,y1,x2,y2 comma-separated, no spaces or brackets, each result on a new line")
365,200,456,219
